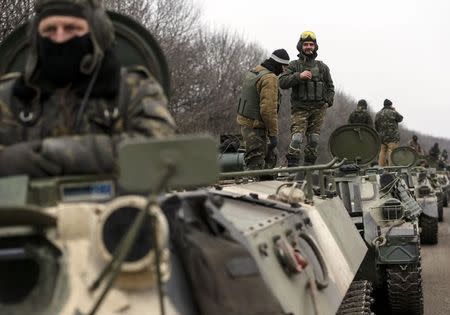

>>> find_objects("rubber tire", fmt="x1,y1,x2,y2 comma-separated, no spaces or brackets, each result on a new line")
419,214,438,245
386,263,424,315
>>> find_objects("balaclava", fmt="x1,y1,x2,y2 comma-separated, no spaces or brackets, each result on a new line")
26,0,115,88
261,49,290,75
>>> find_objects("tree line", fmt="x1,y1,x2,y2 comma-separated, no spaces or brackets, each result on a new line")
1,0,448,164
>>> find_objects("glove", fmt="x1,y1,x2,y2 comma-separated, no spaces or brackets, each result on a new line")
0,141,61,178
41,135,115,175
268,136,278,150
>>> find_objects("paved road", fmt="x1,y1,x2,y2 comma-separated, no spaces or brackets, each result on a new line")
422,207,450,315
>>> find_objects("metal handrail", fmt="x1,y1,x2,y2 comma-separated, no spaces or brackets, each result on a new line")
219,157,346,179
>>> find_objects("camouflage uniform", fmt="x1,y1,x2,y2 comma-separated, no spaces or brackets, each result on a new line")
279,34,334,166
237,65,280,170
348,109,373,127
408,139,423,155
239,126,277,170
0,0,175,177
429,144,440,159
374,106,403,166
0,70,175,144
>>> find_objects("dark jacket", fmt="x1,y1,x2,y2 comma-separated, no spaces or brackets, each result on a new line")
374,107,403,143
279,55,334,110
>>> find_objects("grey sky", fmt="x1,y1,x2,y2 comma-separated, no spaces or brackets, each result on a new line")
197,0,450,138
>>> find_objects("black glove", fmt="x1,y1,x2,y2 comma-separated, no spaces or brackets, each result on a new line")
0,141,61,177
268,136,278,150
41,135,115,175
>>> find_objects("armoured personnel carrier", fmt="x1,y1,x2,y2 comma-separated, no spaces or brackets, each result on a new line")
218,159,372,315
390,147,439,244
428,168,445,221
328,125,424,315
0,135,220,315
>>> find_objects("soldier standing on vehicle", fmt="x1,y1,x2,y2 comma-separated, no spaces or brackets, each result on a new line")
374,99,403,166
348,99,373,127
279,31,335,167
429,143,441,160
0,0,176,177
408,135,423,155
237,49,290,170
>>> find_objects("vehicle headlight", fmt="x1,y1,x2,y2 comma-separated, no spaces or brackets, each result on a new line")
96,196,170,289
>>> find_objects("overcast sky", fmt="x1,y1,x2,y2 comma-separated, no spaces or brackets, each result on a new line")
196,0,450,138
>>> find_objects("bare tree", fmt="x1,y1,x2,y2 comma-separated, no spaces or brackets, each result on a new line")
0,0,34,42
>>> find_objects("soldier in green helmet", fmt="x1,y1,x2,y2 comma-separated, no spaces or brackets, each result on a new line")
279,31,335,167
236,49,290,170
348,99,373,127
0,0,176,177
374,99,403,166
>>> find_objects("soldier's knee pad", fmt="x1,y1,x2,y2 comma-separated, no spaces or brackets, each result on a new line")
308,133,320,148
289,133,304,153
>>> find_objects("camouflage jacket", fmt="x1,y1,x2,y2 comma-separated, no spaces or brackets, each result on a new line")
408,140,423,155
0,68,176,146
374,107,403,143
278,56,334,110
429,146,440,159
348,109,373,127
237,65,279,136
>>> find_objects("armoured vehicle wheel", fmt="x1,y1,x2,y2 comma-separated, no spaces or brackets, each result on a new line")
386,264,424,315
419,214,438,244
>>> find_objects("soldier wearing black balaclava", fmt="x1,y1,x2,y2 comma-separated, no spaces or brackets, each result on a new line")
0,0,176,177
237,49,290,170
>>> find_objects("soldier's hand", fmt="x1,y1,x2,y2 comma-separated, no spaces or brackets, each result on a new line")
41,135,115,175
0,141,61,177
299,70,312,80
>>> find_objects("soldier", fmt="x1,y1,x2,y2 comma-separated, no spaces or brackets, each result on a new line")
236,49,290,170
279,31,335,167
0,0,176,177
429,143,440,160
374,99,403,166
348,99,373,127
408,135,423,155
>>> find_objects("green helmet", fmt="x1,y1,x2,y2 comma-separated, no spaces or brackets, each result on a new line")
296,30,319,53
25,0,115,86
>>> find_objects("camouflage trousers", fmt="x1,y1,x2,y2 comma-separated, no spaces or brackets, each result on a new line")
241,126,277,170
286,107,327,166
378,142,399,166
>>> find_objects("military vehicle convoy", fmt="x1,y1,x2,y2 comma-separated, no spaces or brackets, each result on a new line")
390,147,440,244
327,125,424,315
0,11,372,315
